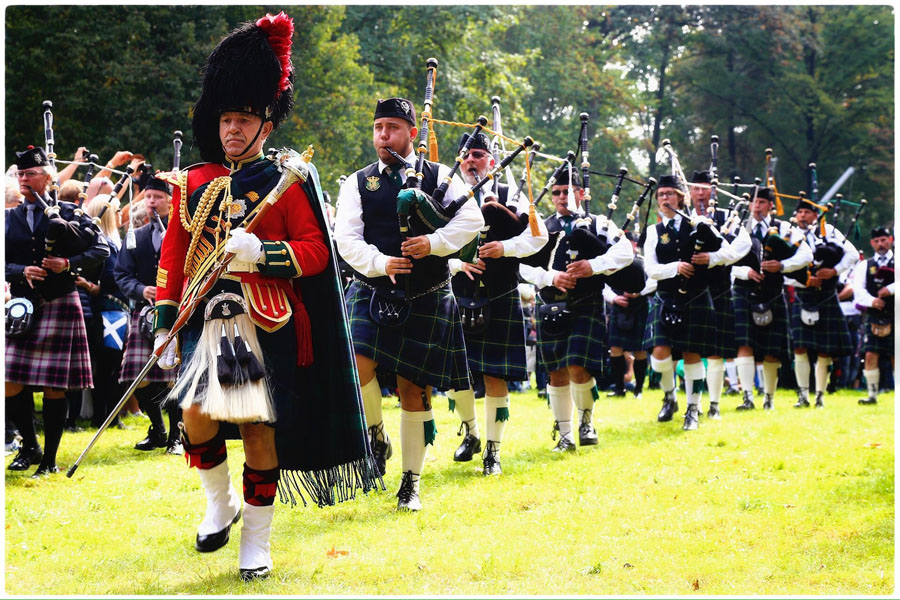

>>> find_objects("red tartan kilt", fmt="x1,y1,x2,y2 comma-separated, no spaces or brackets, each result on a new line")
5,291,93,389
118,308,177,383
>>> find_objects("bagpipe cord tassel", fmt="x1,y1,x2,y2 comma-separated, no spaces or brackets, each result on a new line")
526,151,540,236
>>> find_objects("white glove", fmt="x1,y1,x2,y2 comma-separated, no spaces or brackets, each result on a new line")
154,329,178,370
224,228,264,263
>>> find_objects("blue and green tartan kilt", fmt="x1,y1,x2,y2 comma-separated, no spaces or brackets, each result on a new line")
536,295,606,377
607,297,649,352
346,281,470,391
462,289,527,382
789,289,853,357
643,290,717,356
862,314,894,355
732,285,791,361
710,288,737,358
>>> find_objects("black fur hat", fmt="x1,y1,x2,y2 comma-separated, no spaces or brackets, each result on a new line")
192,13,295,163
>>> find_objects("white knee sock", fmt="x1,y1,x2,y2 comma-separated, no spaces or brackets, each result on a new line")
864,368,880,399
684,361,706,406
361,378,384,439
815,357,832,394
735,356,756,395
706,358,726,406
793,353,811,392
484,395,509,445
651,355,675,393
547,384,573,441
400,409,434,486
756,364,765,389
448,387,479,438
571,378,597,425
762,361,780,395
725,359,739,390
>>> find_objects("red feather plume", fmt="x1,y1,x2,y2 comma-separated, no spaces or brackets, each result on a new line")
256,12,294,97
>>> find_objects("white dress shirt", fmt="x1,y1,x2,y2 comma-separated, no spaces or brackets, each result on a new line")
852,249,895,308
791,223,859,289
519,212,633,290
643,214,732,282
732,217,813,281
334,150,484,278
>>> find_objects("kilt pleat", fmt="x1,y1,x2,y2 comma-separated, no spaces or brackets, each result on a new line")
732,285,791,361
5,291,93,389
461,290,527,381
862,314,894,355
537,295,606,376
789,289,853,357
643,290,717,356
346,281,470,391
607,297,649,351
711,289,737,358
119,308,178,383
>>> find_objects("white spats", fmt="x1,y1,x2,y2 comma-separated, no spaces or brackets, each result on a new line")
239,503,274,573
197,460,242,536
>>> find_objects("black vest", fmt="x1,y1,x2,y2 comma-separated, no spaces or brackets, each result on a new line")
866,256,894,295
654,218,694,295
355,160,449,294
539,213,606,297
451,184,522,297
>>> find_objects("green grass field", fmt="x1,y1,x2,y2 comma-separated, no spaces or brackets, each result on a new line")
5,387,894,595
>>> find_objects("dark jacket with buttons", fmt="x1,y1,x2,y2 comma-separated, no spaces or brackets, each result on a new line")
5,200,109,302
114,221,165,305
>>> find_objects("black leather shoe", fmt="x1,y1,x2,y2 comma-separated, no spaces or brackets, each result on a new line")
482,441,501,475
736,391,755,411
397,471,421,511
763,394,774,410
240,566,271,582
793,390,810,408
707,403,721,420
31,464,59,478
196,509,242,553
858,397,877,405
369,431,392,478
578,422,598,446
551,437,576,453
8,446,43,471
814,392,824,409
682,405,700,431
453,433,481,462
607,388,626,398
166,439,184,455
135,426,168,451
657,392,678,422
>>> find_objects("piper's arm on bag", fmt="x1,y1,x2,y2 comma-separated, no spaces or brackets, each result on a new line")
589,231,633,276
781,235,813,274
426,192,485,257
721,227,752,266
519,263,557,290
501,215,548,259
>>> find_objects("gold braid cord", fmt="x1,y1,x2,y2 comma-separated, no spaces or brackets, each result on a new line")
181,176,232,276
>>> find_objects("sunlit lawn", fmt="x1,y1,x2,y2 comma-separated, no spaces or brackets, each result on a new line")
5,387,893,595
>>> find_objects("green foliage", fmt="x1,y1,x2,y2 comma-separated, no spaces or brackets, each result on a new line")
5,389,893,594
5,5,892,230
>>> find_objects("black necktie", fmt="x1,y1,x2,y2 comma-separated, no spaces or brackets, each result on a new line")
561,215,574,235
754,222,765,241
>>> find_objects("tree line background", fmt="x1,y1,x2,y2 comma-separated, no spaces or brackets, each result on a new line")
5,5,894,237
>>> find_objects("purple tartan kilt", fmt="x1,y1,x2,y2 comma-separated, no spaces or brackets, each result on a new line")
119,308,177,383
5,291,93,389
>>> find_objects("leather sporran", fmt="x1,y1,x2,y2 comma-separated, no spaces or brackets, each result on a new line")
752,302,774,327
369,287,411,329
458,296,491,336
614,306,637,332
5,297,36,339
660,299,685,331
138,304,156,340
538,302,570,337
800,306,820,326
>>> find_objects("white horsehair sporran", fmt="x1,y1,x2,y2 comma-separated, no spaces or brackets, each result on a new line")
170,292,274,423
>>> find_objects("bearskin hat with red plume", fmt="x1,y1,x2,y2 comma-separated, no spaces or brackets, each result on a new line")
192,12,294,163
